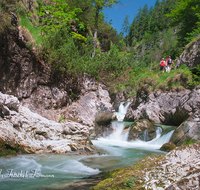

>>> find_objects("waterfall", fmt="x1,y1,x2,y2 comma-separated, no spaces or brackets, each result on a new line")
149,129,175,148
95,102,175,150
103,102,131,141
116,102,131,121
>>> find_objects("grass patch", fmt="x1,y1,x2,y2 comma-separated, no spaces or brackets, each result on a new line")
20,16,42,45
124,176,136,188
111,63,200,99
182,139,197,146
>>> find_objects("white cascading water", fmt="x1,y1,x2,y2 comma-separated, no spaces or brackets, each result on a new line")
106,102,131,141
116,102,131,122
94,101,175,150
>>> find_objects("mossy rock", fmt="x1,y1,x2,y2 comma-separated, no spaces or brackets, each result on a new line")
128,119,156,141
160,142,176,152
0,138,29,156
91,155,162,190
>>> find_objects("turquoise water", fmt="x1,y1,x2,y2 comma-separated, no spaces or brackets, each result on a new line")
0,143,165,190
0,121,171,190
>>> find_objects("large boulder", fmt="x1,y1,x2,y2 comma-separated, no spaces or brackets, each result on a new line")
63,83,115,127
128,119,157,141
170,110,200,146
95,102,116,125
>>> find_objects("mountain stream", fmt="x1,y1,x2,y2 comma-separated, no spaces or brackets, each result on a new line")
0,102,175,190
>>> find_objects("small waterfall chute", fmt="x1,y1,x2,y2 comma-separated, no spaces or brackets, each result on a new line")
148,129,175,148
116,102,130,121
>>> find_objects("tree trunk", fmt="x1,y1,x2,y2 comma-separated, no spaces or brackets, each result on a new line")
92,6,99,58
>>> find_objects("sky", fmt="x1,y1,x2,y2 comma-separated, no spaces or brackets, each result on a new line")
103,0,158,34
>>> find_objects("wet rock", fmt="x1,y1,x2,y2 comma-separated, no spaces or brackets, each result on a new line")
95,102,116,125
160,142,176,152
91,123,114,140
0,92,95,155
128,119,156,141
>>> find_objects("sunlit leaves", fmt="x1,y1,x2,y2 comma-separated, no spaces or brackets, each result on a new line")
38,0,83,35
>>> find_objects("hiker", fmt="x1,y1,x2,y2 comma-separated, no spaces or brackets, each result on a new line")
166,56,175,73
160,58,166,73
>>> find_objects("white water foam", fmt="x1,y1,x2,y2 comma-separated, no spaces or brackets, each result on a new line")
116,102,131,121
43,159,100,175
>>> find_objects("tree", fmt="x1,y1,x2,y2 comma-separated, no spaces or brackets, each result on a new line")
91,0,120,57
167,0,200,46
121,15,130,46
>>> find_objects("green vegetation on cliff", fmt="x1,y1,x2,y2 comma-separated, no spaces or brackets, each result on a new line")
0,0,199,95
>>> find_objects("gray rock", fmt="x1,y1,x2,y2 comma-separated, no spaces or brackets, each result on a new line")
125,87,200,126
175,38,200,68
170,110,200,146
128,119,157,141
0,92,94,154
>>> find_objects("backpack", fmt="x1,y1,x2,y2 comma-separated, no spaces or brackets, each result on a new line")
168,58,172,64
160,61,165,66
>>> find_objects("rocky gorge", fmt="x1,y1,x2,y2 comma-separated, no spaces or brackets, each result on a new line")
0,10,200,190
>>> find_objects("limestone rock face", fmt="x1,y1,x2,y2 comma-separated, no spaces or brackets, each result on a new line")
125,86,200,126
63,83,115,127
175,38,200,68
170,110,200,146
0,92,95,155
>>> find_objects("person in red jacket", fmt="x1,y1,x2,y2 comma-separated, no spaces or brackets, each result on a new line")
160,58,166,73
166,56,175,73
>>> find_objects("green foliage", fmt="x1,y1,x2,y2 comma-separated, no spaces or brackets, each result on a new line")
93,0,120,11
70,32,87,43
166,0,200,46
71,93,77,99
38,0,83,35
182,138,197,145
14,1,27,16
185,13,200,41
2,0,199,97
0,151,5,156
124,176,136,188
0,7,10,33
7,149,17,155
